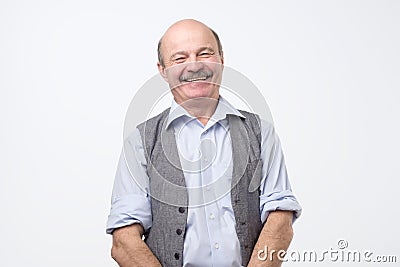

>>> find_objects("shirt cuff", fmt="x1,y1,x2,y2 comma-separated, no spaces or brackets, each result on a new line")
106,194,152,234
260,190,302,224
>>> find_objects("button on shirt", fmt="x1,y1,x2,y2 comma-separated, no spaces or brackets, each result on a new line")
107,96,302,267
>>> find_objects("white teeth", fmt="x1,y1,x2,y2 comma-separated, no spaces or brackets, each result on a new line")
186,76,207,82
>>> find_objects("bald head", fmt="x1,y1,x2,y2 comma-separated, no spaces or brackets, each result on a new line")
157,19,223,67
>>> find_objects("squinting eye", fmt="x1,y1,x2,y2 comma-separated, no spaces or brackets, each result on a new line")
199,52,214,57
173,57,186,63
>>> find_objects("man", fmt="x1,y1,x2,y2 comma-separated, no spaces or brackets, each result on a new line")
107,19,301,267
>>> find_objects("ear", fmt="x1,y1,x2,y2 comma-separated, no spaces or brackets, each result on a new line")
218,52,224,72
157,62,168,82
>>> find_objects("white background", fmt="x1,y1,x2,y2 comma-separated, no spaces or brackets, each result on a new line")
1,0,399,266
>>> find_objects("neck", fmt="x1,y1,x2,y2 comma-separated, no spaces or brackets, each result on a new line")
177,97,219,126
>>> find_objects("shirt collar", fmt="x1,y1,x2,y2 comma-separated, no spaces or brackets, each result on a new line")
165,96,245,129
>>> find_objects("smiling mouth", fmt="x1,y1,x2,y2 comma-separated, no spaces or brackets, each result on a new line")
180,70,213,83
185,76,208,82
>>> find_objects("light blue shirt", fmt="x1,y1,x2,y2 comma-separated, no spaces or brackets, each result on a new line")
107,96,301,267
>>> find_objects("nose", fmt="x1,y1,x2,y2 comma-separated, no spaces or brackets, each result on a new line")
185,55,204,72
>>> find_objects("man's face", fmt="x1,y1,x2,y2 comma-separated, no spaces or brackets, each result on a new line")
158,21,224,104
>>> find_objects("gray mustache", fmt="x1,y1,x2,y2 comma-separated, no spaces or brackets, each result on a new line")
179,70,213,82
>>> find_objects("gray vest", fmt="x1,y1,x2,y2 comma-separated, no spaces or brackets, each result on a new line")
137,108,263,266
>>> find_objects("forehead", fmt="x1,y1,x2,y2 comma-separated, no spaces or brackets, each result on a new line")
161,23,218,55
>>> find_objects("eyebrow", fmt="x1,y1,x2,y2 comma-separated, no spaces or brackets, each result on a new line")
169,46,216,59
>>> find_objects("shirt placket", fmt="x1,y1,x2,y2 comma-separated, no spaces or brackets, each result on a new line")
199,127,224,264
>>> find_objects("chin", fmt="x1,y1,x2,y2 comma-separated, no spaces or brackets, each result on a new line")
180,83,218,100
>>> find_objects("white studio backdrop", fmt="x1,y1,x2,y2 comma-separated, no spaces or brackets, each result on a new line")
1,0,399,266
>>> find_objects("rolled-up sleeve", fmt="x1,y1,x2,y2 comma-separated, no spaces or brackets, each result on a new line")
259,119,302,224
106,128,152,234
